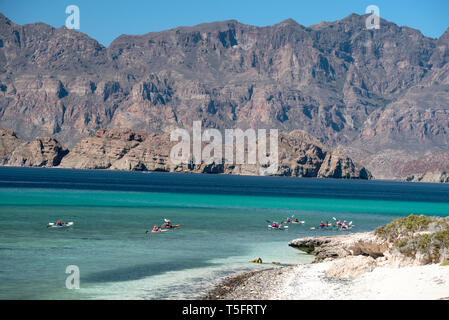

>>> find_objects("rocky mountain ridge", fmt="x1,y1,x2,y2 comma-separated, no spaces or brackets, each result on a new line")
0,13,448,180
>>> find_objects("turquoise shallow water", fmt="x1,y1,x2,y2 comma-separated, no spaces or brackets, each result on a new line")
0,167,448,299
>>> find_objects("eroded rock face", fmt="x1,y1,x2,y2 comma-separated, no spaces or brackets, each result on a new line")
0,125,371,178
56,128,371,178
0,129,68,167
289,232,391,278
288,232,389,263
393,151,449,183
406,171,449,183
58,129,143,169
318,150,372,179
0,128,23,164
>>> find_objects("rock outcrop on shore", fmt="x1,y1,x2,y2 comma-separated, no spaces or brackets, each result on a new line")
0,128,68,167
0,129,22,164
289,215,449,277
288,232,389,262
58,129,144,170
1,127,371,179
406,171,449,183
399,151,449,183
206,215,449,300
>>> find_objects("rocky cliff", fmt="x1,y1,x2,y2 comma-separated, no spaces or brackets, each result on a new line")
0,13,448,180
60,128,371,178
406,171,449,183
0,127,371,179
0,128,22,164
0,128,68,167
397,151,449,183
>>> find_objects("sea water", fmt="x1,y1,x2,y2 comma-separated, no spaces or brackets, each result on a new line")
0,167,448,299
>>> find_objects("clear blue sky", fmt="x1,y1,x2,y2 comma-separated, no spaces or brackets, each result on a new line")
1,0,448,46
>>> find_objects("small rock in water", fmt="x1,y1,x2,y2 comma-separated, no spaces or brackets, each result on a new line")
249,257,263,264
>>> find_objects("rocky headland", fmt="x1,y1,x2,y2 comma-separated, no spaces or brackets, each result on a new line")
0,127,371,179
406,171,449,184
206,215,449,300
289,215,449,271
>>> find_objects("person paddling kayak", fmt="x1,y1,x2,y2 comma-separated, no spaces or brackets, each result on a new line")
152,225,160,232
57,220,64,226
271,222,280,229
293,218,299,223
164,219,173,228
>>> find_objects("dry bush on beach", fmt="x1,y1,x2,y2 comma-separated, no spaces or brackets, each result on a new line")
375,215,449,263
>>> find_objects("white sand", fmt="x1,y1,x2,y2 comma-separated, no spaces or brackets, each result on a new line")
349,264,449,300
268,263,449,300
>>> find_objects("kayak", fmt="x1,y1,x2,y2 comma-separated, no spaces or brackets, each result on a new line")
160,224,182,229
47,222,74,228
145,229,168,233
311,224,334,230
338,221,354,230
311,222,353,231
268,225,288,230
291,221,305,224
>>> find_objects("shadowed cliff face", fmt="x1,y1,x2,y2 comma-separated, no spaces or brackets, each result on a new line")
0,13,448,179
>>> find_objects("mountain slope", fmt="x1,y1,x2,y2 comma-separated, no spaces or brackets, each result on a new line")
0,13,448,179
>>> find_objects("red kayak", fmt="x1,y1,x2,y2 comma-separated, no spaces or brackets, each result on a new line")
160,224,182,229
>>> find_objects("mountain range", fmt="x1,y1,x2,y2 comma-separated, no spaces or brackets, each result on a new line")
0,12,448,181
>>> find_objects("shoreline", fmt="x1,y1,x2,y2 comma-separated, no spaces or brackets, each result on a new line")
204,261,449,300
1,165,447,185
204,224,449,300
201,268,277,300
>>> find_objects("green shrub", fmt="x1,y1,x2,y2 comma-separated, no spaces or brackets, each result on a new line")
377,215,449,262
375,214,433,240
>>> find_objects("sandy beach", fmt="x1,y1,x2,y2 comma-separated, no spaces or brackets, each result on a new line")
205,216,449,300
205,261,449,300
